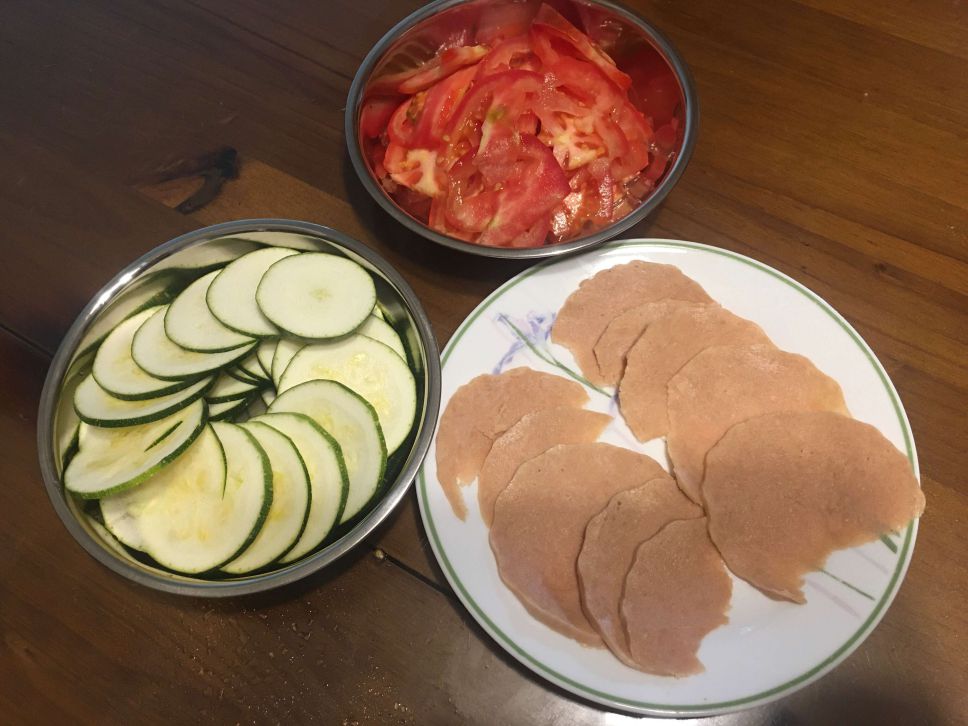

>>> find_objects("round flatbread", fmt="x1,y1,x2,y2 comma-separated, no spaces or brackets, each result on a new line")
435,367,588,520
577,479,702,666
621,518,732,677
703,411,925,603
477,407,611,526
489,442,668,645
551,261,712,386
618,304,773,441
592,300,702,386
667,344,849,503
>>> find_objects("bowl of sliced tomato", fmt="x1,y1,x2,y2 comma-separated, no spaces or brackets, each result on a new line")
346,0,698,258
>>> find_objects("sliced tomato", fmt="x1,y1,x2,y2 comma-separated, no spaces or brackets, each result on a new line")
531,4,631,91
384,143,444,198
442,152,498,234
477,134,569,247
397,45,488,95
477,35,539,76
411,65,479,147
360,96,401,139
387,96,417,145
445,69,544,155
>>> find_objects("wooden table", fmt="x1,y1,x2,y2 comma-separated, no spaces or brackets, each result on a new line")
2,1,966,723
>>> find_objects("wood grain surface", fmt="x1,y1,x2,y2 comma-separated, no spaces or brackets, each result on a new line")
2,1,966,724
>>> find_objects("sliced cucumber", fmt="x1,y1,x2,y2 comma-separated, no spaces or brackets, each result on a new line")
357,315,406,359
271,338,304,388
261,388,276,408
209,396,252,422
257,412,348,561
246,394,269,419
237,352,269,382
206,247,300,337
256,253,376,339
165,270,256,352
64,399,206,498
206,373,261,404
93,307,202,400
372,304,385,321
268,380,386,523
222,422,311,573
256,340,276,378
278,336,416,453
75,373,212,428
225,364,263,386
132,306,257,380
106,423,269,574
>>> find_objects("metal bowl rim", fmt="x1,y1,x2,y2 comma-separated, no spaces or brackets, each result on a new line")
344,0,700,260
37,218,442,597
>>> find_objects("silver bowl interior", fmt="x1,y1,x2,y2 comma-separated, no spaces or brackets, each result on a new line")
37,220,441,597
346,0,698,259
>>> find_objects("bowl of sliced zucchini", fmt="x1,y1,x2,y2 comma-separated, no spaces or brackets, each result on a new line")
37,219,440,595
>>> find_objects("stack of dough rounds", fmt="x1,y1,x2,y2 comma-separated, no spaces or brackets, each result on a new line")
432,260,924,678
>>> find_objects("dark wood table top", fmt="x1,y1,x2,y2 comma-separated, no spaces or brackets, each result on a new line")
2,1,966,723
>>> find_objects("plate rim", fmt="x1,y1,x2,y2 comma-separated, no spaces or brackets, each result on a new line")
416,238,920,716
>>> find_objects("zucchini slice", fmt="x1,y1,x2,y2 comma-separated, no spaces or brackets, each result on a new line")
278,336,416,453
256,340,276,378
105,424,269,574
357,315,406,359
64,398,206,498
208,396,252,422
237,352,269,382
164,270,256,352
268,380,386,523
75,373,212,428
132,306,257,380
93,307,201,400
206,247,300,337
271,338,304,388
222,421,311,573
257,412,348,561
206,372,262,404
255,253,376,339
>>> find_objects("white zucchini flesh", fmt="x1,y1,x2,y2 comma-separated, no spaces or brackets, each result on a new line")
222,421,311,573
206,247,300,337
208,396,251,421
256,340,276,378
237,352,269,382
207,373,261,403
93,306,201,400
357,315,406,359
255,253,376,339
64,398,207,498
164,270,256,352
278,336,416,454
261,389,276,408
268,380,386,523
271,338,304,388
132,306,257,380
74,373,212,427
107,424,269,574
371,304,385,321
257,412,348,561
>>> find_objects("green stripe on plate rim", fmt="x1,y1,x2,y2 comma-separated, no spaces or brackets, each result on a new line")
416,239,920,715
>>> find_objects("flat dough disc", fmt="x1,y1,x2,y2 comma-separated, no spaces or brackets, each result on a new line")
703,411,925,603
490,443,668,645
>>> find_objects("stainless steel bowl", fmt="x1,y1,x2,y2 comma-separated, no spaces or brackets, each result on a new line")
37,219,441,597
346,0,698,259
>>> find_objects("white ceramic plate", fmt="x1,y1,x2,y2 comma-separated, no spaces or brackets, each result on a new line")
416,239,920,717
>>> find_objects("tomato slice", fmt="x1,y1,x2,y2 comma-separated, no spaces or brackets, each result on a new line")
477,35,539,76
360,96,401,139
531,4,631,91
384,143,444,198
477,134,569,247
387,96,417,146
445,69,544,155
397,45,488,95
411,65,479,147
443,152,498,234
